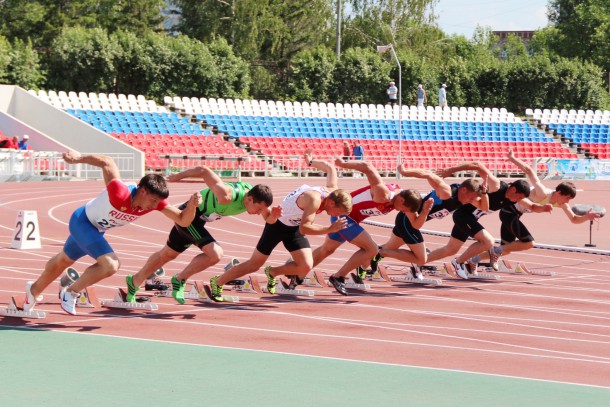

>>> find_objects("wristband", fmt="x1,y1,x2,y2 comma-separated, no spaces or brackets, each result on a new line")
308,159,313,166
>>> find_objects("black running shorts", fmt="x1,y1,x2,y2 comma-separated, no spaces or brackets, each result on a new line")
166,225,215,253
256,221,311,256
499,210,534,244
392,211,424,244
451,206,485,242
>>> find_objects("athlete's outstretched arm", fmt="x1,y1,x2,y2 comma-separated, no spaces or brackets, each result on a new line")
305,148,338,190
507,149,546,196
398,165,451,200
437,161,500,193
167,165,233,204
335,158,389,202
63,150,120,186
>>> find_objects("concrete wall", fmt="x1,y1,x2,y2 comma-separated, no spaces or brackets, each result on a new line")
0,85,145,178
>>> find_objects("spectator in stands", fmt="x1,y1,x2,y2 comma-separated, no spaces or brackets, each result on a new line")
6,136,20,149
18,134,30,150
342,141,351,160
353,141,364,160
22,151,202,315
416,84,427,108
387,81,398,105
438,84,447,108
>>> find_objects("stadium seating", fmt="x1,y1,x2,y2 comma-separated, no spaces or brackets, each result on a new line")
527,108,610,158
33,90,269,171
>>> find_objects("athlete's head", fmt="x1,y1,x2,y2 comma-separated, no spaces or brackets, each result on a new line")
457,178,482,205
136,174,169,210
392,189,422,214
244,184,273,214
506,179,531,202
554,181,577,203
324,189,352,216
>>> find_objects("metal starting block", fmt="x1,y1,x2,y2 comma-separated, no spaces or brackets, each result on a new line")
344,273,370,290
500,260,555,276
300,270,327,288
75,287,100,308
227,276,260,293
251,275,315,296
376,265,442,285
0,295,46,319
195,282,239,303
442,263,500,280
102,289,159,311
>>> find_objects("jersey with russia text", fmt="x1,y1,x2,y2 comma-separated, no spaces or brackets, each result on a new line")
85,179,168,231
279,185,328,227
348,183,401,223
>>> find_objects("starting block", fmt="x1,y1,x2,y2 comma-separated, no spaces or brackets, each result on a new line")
346,273,371,290
368,265,390,282
250,275,315,296
442,262,500,280
300,270,327,288
497,260,556,276
75,287,100,308
228,275,260,293
195,282,239,303
389,266,443,286
101,289,159,311
224,258,240,272
58,267,80,298
0,295,46,319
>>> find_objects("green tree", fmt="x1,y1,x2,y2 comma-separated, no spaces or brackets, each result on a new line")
332,47,390,104
173,0,332,61
286,46,338,101
0,0,166,48
47,27,119,92
547,0,610,72
0,36,11,83
8,38,45,89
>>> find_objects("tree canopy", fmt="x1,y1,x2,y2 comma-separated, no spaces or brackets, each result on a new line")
0,0,608,110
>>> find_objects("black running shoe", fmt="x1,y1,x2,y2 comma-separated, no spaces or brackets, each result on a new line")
356,266,367,281
351,272,365,285
145,279,169,291
286,275,304,290
370,252,384,272
329,276,348,296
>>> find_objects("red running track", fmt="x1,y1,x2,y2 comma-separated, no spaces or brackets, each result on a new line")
1,178,609,387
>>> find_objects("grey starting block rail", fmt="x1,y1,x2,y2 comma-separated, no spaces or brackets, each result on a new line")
0,295,45,319
102,289,159,311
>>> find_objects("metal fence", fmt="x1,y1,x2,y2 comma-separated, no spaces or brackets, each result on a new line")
0,149,136,181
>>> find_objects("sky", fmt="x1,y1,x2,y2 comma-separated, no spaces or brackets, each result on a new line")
435,0,550,38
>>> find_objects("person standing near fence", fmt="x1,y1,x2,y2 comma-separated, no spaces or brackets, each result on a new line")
417,84,427,108
438,84,447,108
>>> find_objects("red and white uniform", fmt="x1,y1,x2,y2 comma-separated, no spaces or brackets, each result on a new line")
278,185,328,227
348,183,401,223
85,179,168,231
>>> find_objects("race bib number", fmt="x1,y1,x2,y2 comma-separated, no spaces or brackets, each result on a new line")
428,208,450,220
96,218,121,230
472,209,492,219
360,208,383,217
